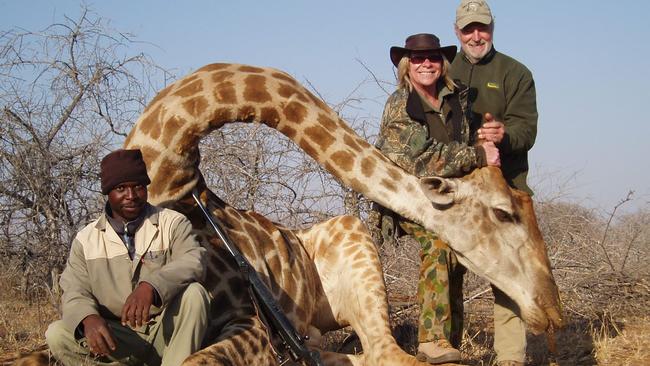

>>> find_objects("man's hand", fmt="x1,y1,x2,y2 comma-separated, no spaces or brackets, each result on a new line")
121,281,154,328
478,113,505,144
481,141,501,167
82,314,116,356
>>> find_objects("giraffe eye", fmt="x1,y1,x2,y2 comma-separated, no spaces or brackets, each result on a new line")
493,208,514,223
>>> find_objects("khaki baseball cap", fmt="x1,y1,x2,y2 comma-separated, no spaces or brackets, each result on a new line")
456,0,493,29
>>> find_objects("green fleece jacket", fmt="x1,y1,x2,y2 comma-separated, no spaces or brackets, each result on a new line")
60,204,206,334
450,47,538,194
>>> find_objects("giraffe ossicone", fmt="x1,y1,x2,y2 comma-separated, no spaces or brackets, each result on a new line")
124,63,563,365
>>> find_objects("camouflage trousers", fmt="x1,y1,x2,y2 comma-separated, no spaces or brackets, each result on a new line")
399,221,466,348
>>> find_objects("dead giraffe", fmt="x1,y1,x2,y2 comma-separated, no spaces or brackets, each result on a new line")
122,63,563,365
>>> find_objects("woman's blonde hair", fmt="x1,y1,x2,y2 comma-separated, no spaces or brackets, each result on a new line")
396,53,456,92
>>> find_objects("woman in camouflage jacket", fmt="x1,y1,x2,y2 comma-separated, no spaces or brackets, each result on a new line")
376,33,500,364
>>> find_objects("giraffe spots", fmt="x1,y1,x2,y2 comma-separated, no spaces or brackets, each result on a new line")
161,115,184,147
139,107,162,141
277,83,309,102
182,96,208,117
237,105,257,122
352,250,366,262
279,125,297,139
348,178,369,195
144,84,173,113
348,233,363,243
238,65,265,73
339,216,356,230
305,90,328,111
208,107,233,128
387,167,403,182
211,70,235,83
247,334,261,354
405,182,416,194
380,178,398,192
138,146,160,169
244,75,272,103
304,125,335,152
148,157,179,197
213,81,237,104
331,232,344,244
168,170,195,195
317,114,338,131
323,161,340,177
123,128,135,148
271,71,299,86
177,125,203,155
260,107,280,128
330,150,354,172
279,287,297,314
175,78,204,98
336,117,357,135
298,138,318,159
249,212,276,235
293,304,307,322
196,63,230,72
282,101,307,123
361,156,376,177
343,133,363,153
210,289,233,312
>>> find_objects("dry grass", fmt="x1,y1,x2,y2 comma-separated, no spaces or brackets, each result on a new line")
593,315,650,366
0,279,57,365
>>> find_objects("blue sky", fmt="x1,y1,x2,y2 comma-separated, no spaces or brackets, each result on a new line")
2,0,649,213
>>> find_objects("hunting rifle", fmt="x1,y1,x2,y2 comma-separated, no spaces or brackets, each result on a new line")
192,190,323,366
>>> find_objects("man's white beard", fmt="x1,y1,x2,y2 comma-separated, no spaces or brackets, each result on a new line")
464,40,492,64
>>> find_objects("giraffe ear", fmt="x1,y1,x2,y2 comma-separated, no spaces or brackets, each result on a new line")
419,177,457,207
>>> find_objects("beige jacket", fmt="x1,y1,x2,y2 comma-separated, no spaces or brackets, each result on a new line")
60,204,207,333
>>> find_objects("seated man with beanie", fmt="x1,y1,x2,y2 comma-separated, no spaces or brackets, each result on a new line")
46,149,210,366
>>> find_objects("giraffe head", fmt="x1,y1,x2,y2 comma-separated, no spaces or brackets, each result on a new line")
419,166,563,334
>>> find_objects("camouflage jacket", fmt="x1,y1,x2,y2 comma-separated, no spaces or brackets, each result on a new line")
373,85,484,244
376,86,484,178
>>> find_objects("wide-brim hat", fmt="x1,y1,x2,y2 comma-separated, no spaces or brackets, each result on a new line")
389,33,457,67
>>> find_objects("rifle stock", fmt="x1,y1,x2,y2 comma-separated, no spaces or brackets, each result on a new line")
192,190,323,366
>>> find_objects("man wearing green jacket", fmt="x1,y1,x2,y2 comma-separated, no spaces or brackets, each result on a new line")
450,1,539,365
46,149,210,366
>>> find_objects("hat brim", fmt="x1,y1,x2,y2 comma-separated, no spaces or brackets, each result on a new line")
390,45,457,67
456,14,493,30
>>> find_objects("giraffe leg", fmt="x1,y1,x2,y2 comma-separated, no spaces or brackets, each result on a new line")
182,317,278,366
300,216,432,366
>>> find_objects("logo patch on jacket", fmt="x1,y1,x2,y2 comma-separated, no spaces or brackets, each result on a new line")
486,82,499,89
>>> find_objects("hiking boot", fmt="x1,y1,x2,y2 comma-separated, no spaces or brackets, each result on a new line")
497,361,525,366
415,339,461,364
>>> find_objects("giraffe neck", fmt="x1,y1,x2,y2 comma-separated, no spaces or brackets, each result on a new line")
124,63,438,230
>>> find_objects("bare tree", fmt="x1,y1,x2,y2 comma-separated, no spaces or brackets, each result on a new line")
0,7,168,298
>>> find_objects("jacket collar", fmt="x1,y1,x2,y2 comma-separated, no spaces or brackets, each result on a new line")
96,203,159,232
405,88,426,123
405,82,455,123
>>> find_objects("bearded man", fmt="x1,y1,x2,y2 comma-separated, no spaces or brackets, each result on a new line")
449,1,539,365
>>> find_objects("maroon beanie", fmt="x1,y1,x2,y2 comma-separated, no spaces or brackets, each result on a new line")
100,149,151,194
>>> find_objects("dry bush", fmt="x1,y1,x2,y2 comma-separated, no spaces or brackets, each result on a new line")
0,6,168,301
